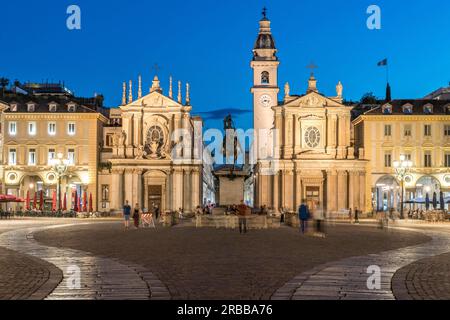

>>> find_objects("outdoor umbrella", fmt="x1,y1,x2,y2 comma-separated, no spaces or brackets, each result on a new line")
26,190,30,211
73,191,78,212
83,191,87,212
425,193,430,211
52,190,56,211
39,190,44,211
63,192,67,211
440,191,445,211
33,192,37,210
432,192,437,210
89,193,93,213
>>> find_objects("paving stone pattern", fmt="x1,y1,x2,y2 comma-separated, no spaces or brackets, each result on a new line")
271,227,450,300
0,224,170,300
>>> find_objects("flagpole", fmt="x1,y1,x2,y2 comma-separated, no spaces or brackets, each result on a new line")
386,62,389,83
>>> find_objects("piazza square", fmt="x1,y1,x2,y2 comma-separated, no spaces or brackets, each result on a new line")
0,2,449,307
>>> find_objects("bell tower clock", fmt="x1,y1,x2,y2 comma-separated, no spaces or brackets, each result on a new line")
250,8,279,160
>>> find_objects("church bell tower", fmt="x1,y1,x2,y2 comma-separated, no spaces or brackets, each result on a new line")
251,8,280,160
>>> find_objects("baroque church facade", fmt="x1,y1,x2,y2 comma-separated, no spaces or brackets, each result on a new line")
251,13,367,213
98,76,203,214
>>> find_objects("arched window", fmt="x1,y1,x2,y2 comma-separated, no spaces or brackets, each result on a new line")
261,71,269,84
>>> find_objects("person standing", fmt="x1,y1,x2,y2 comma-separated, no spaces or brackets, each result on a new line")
354,207,360,224
132,203,140,228
154,204,160,222
298,200,310,234
123,200,131,229
237,200,248,234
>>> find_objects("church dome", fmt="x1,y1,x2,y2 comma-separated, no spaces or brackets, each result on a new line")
254,33,276,50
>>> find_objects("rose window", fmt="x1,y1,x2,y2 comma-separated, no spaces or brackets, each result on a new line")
304,127,321,148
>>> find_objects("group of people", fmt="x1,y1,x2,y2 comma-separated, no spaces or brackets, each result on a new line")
297,199,325,237
122,200,160,229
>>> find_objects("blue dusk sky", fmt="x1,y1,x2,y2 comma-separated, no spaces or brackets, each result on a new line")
1,0,449,130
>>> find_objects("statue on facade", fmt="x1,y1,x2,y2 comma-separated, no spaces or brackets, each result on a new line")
284,82,290,98
336,81,343,98
135,145,146,159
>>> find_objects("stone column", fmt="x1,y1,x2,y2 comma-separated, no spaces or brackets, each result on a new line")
327,114,337,155
283,115,293,158
183,169,191,212
337,171,348,210
326,170,338,213
172,169,183,211
294,170,302,210
273,170,279,212
191,167,200,209
133,113,141,147
359,172,366,213
123,169,134,206
294,115,300,155
110,169,124,211
131,169,143,208
284,170,294,211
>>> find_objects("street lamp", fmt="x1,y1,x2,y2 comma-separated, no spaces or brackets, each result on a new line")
393,155,413,219
51,153,69,212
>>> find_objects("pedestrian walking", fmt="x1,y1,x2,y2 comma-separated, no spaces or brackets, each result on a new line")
237,200,248,234
354,207,360,224
132,203,140,228
154,204,160,222
123,200,131,229
298,199,310,234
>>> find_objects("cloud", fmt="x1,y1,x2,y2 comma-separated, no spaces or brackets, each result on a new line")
193,107,252,120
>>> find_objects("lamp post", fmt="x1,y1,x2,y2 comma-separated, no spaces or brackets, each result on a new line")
393,155,413,219
51,153,69,212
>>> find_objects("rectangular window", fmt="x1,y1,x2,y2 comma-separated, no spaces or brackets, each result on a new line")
404,125,412,137
106,134,113,147
424,152,432,168
384,125,392,137
28,121,36,135
8,149,17,165
445,153,450,168
9,121,17,135
384,153,392,167
403,153,412,161
28,148,36,165
68,149,75,165
101,185,110,201
68,122,76,135
424,125,432,137
48,148,56,164
48,122,56,135
445,125,450,136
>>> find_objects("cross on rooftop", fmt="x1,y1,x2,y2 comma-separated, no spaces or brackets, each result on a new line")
306,62,318,75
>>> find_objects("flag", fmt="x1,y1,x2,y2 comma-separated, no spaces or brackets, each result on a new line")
377,58,388,66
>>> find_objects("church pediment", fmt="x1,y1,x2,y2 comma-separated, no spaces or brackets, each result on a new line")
125,91,182,109
284,92,345,109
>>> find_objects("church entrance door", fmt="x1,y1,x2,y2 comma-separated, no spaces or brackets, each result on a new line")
148,185,162,213
305,186,320,212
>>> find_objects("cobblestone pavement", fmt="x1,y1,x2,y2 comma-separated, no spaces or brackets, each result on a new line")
34,222,431,299
0,219,75,300
0,223,170,300
272,225,450,300
0,247,62,299
392,251,450,300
